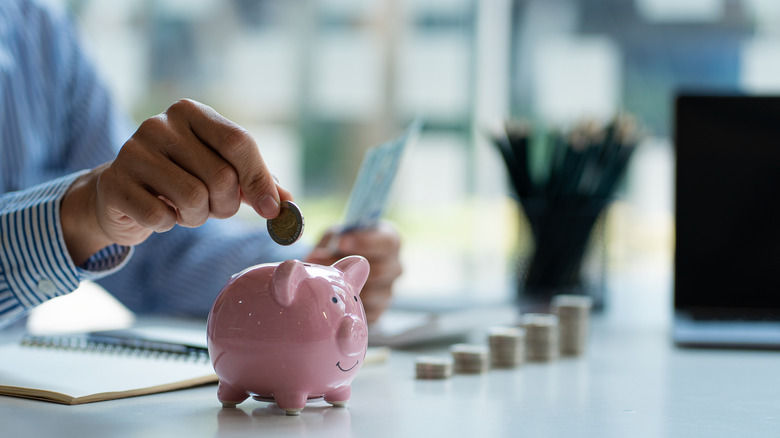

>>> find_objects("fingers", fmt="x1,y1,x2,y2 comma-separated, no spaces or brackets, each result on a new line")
164,99,281,219
97,170,175,243
306,240,397,325
306,222,402,324
335,223,402,263
313,223,402,283
98,99,292,244
158,128,241,220
105,123,226,229
305,246,339,266
362,286,393,324
125,145,217,228
275,183,294,204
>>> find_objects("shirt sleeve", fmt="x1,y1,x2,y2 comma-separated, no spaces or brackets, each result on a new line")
0,172,132,329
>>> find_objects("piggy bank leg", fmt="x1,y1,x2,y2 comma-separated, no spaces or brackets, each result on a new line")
324,386,351,407
274,392,308,416
217,381,249,408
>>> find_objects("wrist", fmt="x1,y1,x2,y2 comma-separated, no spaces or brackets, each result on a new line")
61,166,114,266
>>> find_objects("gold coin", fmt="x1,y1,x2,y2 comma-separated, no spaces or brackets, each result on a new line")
267,201,304,245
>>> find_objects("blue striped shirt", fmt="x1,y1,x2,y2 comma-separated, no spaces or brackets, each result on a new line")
0,0,301,328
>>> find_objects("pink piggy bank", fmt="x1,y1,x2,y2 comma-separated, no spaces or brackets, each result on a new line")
206,256,370,415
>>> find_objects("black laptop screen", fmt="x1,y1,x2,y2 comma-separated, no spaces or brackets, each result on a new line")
674,94,780,317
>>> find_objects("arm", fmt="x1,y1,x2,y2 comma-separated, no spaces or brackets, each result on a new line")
0,0,133,329
0,174,132,329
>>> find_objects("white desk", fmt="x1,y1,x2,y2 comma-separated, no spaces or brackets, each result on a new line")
1,314,779,438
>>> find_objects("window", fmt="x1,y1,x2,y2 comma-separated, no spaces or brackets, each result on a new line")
69,0,775,314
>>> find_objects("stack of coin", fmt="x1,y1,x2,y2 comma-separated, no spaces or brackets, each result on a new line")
487,326,525,368
415,356,454,380
551,294,592,356
520,313,559,362
449,344,490,374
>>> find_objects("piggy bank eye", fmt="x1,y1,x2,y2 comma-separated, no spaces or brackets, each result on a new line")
353,296,358,302
332,297,338,304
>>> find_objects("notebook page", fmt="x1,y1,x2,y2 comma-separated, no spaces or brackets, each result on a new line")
0,342,216,403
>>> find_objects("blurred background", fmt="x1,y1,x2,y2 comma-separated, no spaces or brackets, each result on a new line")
64,0,780,325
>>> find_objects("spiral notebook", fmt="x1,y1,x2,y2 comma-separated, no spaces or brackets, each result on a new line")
0,329,391,406
0,332,218,405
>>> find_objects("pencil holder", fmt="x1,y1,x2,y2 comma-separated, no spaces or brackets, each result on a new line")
492,116,640,311
514,197,608,310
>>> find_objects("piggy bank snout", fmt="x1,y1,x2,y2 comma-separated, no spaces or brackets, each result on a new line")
336,315,368,357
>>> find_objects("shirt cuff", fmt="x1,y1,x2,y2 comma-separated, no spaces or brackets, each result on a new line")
0,171,133,315
76,244,133,280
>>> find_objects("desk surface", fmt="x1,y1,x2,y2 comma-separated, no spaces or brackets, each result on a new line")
1,315,779,438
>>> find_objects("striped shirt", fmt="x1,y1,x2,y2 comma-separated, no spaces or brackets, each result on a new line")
0,0,300,328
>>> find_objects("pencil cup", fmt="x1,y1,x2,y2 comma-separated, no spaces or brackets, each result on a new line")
491,116,639,312
514,198,607,311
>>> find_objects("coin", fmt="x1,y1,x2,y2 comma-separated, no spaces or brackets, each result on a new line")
449,343,489,374
415,356,454,379
488,326,525,368
552,294,592,356
267,201,304,245
520,313,559,362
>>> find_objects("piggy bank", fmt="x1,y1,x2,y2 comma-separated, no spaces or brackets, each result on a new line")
206,256,370,415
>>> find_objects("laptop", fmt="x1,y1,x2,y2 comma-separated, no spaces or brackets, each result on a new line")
673,93,780,348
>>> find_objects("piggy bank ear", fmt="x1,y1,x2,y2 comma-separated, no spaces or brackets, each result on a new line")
333,256,370,295
271,260,307,307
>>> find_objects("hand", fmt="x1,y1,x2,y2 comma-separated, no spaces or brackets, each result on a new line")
61,99,292,265
306,222,402,324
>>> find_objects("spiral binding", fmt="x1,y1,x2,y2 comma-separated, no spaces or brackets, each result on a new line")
20,334,210,364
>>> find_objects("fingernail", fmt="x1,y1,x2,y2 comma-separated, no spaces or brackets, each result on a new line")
258,194,279,218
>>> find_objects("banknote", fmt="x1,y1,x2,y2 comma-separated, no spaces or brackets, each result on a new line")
341,118,423,231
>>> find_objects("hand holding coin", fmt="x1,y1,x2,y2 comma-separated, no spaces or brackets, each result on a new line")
267,201,304,245
305,221,401,323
